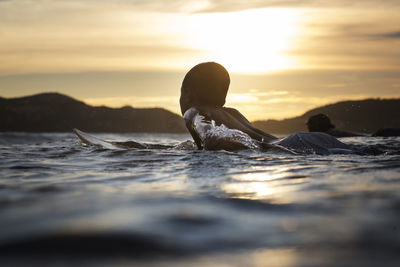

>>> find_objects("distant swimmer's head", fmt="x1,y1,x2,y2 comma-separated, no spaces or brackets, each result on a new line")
307,113,335,132
180,62,230,115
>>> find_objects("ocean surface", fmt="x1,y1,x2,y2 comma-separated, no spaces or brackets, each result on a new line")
1,132,400,266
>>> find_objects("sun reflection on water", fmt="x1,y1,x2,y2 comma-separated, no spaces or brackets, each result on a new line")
222,168,310,202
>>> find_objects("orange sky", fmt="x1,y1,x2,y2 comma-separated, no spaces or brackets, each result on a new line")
1,0,399,120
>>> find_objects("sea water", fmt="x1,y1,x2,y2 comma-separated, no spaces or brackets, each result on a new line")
0,132,400,266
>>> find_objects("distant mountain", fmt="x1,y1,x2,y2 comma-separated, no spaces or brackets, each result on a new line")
253,98,400,134
0,93,186,133
2,94,399,134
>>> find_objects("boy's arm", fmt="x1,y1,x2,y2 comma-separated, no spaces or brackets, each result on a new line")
222,107,278,142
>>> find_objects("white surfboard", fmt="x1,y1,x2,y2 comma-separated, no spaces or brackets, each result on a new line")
73,129,122,150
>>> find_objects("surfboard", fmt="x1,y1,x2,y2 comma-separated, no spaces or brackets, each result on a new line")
73,129,123,150
73,129,175,150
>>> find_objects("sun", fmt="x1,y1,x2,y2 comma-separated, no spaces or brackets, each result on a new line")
187,8,302,74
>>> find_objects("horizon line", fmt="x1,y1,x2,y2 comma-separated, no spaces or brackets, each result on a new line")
3,91,400,122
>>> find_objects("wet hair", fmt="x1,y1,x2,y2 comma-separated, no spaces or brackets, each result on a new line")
307,113,335,132
180,62,230,115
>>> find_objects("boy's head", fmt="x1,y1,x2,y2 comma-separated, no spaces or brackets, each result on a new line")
180,62,230,115
307,113,335,132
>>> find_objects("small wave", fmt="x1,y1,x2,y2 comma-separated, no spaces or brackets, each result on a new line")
10,165,51,170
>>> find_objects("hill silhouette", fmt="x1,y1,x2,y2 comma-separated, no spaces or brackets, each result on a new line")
1,94,399,134
0,93,186,133
253,98,400,134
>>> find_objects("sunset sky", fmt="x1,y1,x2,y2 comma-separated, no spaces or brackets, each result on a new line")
1,0,399,120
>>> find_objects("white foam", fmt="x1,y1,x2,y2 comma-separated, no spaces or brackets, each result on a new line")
193,114,258,149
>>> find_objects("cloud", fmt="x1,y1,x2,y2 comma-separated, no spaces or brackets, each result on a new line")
284,9,400,70
0,0,205,13
2,0,400,14
1,0,399,76
326,24,400,41
371,31,400,39
227,91,289,104
0,43,204,75
195,0,400,13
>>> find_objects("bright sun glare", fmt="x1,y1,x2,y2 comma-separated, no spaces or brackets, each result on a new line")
188,8,301,74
